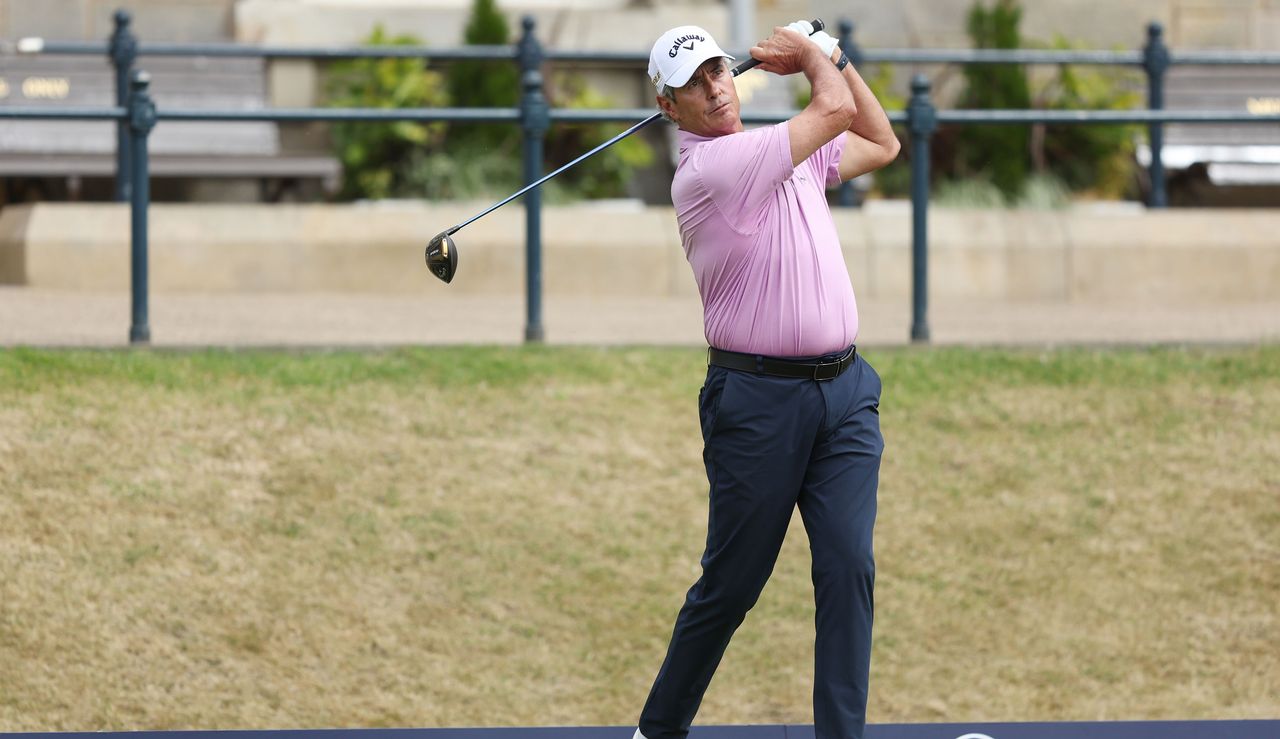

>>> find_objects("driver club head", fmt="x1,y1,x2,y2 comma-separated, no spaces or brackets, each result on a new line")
425,232,458,284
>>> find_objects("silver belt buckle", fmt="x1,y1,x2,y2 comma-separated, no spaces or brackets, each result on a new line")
812,359,841,381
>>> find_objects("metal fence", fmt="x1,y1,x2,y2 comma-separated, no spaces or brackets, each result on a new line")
3,11,1279,344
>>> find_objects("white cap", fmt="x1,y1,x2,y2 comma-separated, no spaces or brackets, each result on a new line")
647,25,734,92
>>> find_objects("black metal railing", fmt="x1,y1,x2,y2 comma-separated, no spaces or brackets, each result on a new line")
3,11,1279,344
896,78,1280,342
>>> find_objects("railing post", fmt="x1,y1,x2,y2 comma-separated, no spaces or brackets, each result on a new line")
127,70,156,345
906,74,936,344
837,18,862,208
109,9,137,203
517,15,547,343
1143,21,1170,209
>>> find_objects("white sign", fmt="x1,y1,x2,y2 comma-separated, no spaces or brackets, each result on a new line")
22,76,70,99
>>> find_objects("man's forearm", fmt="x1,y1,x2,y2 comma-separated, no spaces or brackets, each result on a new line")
835,56,897,149
803,44,856,118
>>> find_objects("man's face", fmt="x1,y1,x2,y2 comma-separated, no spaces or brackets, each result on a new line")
657,57,742,137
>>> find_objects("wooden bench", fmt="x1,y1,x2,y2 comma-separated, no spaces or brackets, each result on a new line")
0,54,340,200
1138,66,1280,192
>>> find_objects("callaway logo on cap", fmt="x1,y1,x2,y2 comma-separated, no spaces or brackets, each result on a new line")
648,25,734,92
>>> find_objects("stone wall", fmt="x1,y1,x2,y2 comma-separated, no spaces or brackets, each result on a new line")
3,202,1277,303
0,0,236,42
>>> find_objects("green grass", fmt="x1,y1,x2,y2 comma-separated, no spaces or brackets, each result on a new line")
1,346,1277,730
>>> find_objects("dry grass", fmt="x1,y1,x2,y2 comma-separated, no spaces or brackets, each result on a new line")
0,346,1276,730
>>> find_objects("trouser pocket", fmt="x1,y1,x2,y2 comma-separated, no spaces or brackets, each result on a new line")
698,365,734,443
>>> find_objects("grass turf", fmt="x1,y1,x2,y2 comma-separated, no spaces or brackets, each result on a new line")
0,345,1277,730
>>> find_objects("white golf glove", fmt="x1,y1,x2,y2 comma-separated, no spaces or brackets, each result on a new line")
786,19,841,59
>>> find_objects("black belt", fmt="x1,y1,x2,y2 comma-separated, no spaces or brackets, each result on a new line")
708,345,857,381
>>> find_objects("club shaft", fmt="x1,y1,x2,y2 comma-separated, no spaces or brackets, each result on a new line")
448,113,661,236
444,18,825,237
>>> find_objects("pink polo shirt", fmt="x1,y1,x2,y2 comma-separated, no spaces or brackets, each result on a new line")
673,122,858,357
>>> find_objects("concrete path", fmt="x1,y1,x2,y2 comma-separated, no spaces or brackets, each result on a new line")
2,287,1278,348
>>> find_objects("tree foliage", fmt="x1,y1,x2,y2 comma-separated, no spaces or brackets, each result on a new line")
325,26,448,200
945,0,1141,204
1033,36,1141,199
325,2,654,202
959,0,1032,198
446,0,519,151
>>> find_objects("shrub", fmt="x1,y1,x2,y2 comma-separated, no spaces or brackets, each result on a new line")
541,74,654,202
958,0,1032,199
325,26,449,200
435,0,653,201
1032,36,1142,199
325,3,654,202
446,0,520,152
938,0,1141,205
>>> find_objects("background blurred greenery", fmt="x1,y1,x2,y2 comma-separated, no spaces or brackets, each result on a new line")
325,0,651,203
870,0,1142,206
324,0,1139,206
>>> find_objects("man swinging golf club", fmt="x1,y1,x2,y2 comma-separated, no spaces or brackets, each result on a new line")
632,20,900,739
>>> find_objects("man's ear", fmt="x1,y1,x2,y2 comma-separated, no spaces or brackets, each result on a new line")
656,93,678,123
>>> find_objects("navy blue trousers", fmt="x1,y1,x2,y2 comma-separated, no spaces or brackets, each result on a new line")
638,351,883,739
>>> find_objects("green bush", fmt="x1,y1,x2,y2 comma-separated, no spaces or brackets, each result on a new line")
404,76,655,203
935,0,1141,205
1032,36,1142,199
324,1,653,202
413,99,653,202
541,74,654,202
446,0,520,152
959,0,1032,199
424,0,653,201
934,177,1006,207
1017,173,1072,208
405,0,522,201
325,26,449,200
404,141,523,201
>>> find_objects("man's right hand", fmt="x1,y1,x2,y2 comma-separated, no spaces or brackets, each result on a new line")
749,26,827,77
784,20,841,60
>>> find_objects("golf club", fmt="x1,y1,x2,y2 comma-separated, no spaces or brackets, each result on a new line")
425,18,828,283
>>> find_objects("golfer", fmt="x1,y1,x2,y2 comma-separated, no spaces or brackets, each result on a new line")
632,21,900,739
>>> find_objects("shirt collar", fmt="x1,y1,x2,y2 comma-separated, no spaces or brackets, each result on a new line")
677,128,716,157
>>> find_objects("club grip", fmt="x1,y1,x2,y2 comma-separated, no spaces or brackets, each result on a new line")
730,18,826,77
